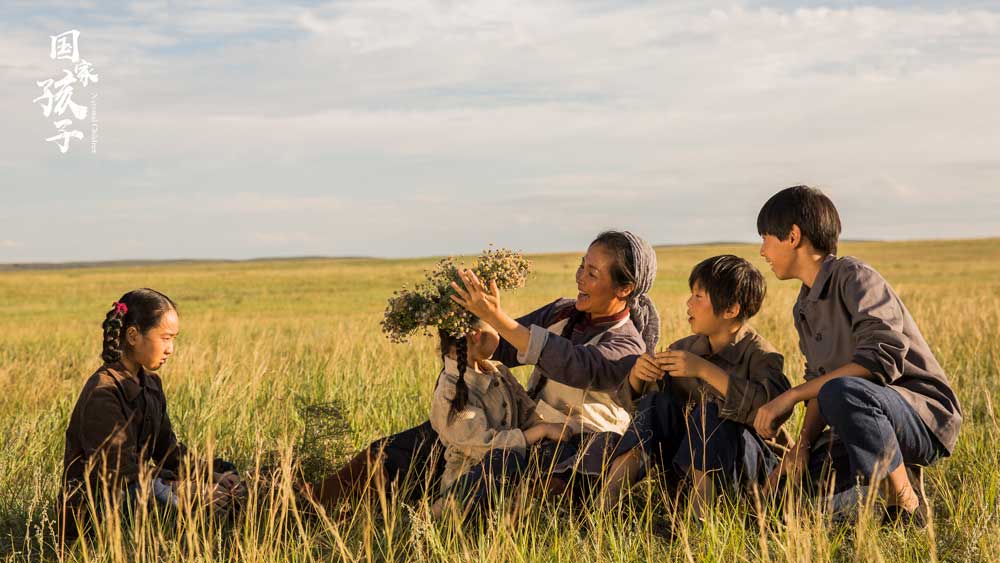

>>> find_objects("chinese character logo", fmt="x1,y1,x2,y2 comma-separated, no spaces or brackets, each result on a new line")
34,30,99,154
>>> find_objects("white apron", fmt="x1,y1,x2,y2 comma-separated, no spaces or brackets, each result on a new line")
526,316,632,435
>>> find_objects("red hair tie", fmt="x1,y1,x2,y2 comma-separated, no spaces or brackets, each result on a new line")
113,301,128,315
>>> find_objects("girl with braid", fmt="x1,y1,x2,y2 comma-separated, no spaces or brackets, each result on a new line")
59,289,241,544
309,231,658,508
429,319,571,517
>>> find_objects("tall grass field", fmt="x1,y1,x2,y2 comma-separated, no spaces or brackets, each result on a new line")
1,239,998,562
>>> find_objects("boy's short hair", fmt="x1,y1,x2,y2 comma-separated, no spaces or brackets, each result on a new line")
689,255,766,322
756,185,842,255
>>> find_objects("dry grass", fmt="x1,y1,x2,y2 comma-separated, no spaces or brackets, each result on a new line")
1,239,998,562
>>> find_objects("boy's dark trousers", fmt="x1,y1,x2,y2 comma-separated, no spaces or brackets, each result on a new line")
808,377,945,494
627,391,776,488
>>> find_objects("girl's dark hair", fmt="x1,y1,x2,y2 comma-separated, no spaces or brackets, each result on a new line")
689,255,766,322
756,185,842,255
589,230,638,306
101,288,178,364
439,318,484,423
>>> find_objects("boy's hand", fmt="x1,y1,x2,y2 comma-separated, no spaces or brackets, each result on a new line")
765,440,810,492
209,471,244,507
214,470,240,489
659,350,709,378
628,353,665,394
630,354,665,383
753,391,797,439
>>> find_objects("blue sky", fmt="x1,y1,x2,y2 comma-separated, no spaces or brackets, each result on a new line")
2,0,998,262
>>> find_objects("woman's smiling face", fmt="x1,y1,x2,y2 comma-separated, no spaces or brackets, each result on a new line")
575,243,630,316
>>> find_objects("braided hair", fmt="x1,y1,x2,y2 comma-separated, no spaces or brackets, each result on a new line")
101,288,177,364
439,320,482,424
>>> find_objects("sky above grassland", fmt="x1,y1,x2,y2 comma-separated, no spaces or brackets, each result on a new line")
2,1,999,262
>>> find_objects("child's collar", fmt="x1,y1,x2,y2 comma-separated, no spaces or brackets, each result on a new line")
442,356,499,394
104,361,147,402
688,325,754,364
803,254,838,302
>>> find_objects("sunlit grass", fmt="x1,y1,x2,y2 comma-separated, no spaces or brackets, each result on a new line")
1,238,997,561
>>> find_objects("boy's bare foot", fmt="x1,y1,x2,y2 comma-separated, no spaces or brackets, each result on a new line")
882,465,927,528
881,500,927,529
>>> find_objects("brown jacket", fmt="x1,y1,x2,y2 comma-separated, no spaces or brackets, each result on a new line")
62,362,187,495
795,255,962,453
659,325,791,428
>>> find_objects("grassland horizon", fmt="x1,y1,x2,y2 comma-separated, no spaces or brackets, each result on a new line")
5,236,996,271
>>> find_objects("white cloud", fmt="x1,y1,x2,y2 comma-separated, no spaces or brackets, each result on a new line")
252,231,316,245
1,1,998,261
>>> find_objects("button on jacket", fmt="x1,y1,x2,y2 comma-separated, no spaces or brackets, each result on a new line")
794,255,962,453
62,361,188,497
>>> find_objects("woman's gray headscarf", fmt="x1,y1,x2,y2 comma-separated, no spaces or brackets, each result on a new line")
623,231,660,353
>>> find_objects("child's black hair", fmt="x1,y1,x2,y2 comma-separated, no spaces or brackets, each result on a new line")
689,255,766,323
101,288,177,364
756,185,842,255
439,318,485,423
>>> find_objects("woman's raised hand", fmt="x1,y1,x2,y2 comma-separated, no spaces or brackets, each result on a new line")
450,269,503,322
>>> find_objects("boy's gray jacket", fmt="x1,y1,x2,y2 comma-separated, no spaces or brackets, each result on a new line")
795,255,962,453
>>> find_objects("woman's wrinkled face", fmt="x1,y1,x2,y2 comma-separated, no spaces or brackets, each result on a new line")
575,243,630,316
126,308,179,371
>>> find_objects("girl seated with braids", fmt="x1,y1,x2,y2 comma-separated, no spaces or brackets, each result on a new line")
369,250,573,517
59,289,242,545
429,318,573,518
